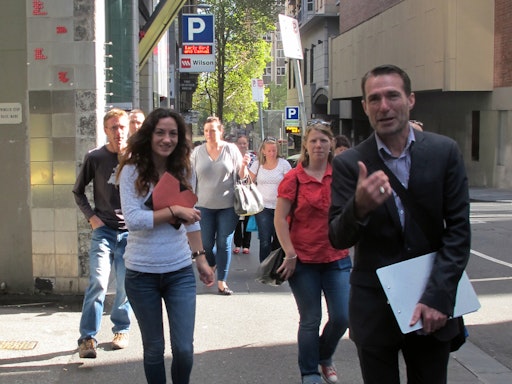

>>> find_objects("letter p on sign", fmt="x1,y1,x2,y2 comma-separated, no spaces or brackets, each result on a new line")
187,18,205,40
285,107,299,120
182,15,214,44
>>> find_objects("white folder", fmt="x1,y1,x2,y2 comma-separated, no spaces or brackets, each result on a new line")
376,252,481,334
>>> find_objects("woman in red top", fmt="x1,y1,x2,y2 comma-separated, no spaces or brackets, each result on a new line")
275,121,351,384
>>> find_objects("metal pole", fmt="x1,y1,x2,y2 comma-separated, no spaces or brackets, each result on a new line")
132,0,140,109
259,101,264,140
292,59,307,131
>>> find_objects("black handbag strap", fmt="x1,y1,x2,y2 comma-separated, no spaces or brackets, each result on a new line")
378,160,435,243
289,172,301,229
357,145,434,242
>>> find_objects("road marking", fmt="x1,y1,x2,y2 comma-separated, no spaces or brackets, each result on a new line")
0,340,38,350
471,249,512,268
471,276,512,282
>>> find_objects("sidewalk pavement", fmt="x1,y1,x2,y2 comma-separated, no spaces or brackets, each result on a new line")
469,187,512,203
1,187,511,383
2,253,511,383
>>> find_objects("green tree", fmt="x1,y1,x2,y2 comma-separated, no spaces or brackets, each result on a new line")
192,0,278,123
266,80,288,110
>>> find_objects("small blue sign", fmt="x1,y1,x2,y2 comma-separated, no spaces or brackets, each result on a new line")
182,14,214,43
285,106,299,120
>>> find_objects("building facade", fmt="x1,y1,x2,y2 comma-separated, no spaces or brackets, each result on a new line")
286,0,340,131
0,0,178,295
330,0,512,188
285,0,511,188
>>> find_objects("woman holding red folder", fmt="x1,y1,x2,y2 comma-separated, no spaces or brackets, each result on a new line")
118,108,214,384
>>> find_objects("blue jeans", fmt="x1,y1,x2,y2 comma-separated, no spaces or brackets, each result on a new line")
125,266,196,384
78,226,131,343
288,257,352,378
198,207,239,281
255,208,280,262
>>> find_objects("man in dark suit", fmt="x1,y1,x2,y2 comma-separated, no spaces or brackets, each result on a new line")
328,64,470,384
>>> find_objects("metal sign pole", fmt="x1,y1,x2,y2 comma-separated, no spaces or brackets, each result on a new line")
278,14,306,133
259,101,264,140
293,59,308,131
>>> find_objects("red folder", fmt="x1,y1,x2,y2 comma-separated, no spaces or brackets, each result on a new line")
151,172,198,225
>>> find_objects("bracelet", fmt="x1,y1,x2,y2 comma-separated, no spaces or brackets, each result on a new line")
168,206,175,217
283,254,297,260
191,249,206,259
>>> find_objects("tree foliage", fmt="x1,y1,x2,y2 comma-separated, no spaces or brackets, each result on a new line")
192,0,278,124
267,80,288,110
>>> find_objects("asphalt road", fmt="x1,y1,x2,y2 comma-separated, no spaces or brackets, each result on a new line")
463,196,512,371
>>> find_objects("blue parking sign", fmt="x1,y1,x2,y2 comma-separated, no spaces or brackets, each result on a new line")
285,106,299,120
182,14,214,43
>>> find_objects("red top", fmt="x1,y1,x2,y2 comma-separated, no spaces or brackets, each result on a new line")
277,163,349,263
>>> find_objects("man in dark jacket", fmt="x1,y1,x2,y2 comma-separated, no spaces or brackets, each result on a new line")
328,64,470,384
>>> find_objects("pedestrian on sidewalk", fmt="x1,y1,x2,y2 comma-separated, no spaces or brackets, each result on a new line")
191,116,251,295
72,108,132,359
249,137,291,262
128,108,145,137
334,134,351,156
328,64,471,384
275,121,352,384
233,135,255,255
118,108,214,384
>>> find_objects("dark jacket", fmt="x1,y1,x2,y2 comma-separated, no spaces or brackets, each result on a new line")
328,130,470,346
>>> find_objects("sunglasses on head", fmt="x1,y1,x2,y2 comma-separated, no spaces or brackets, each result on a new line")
307,119,331,127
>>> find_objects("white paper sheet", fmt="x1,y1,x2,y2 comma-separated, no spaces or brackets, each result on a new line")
376,252,481,334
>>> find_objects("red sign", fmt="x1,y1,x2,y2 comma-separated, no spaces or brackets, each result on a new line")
58,72,69,83
34,48,48,60
182,45,213,55
32,0,48,16
181,58,191,68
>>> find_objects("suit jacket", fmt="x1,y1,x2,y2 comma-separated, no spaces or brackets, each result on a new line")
328,130,471,346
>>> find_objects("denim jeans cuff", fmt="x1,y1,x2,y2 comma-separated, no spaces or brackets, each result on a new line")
302,374,322,384
319,358,333,367
78,336,97,346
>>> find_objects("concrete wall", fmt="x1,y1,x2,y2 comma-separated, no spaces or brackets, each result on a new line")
339,0,402,34
0,0,106,294
0,1,33,293
330,0,494,99
28,0,106,295
329,0,512,188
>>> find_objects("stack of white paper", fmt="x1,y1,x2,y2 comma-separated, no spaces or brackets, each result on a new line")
376,252,481,334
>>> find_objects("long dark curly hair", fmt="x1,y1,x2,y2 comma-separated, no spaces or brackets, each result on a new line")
118,108,192,197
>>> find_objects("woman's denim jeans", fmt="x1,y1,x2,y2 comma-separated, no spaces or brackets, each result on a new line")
78,226,131,343
198,206,239,281
288,257,352,378
255,208,280,262
125,266,196,384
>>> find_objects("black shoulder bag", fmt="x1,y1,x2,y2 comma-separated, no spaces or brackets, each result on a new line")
255,173,299,286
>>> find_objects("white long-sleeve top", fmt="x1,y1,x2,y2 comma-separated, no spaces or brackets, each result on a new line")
119,164,200,274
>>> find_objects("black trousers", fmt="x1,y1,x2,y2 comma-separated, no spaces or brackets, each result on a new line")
233,216,251,248
356,332,451,384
